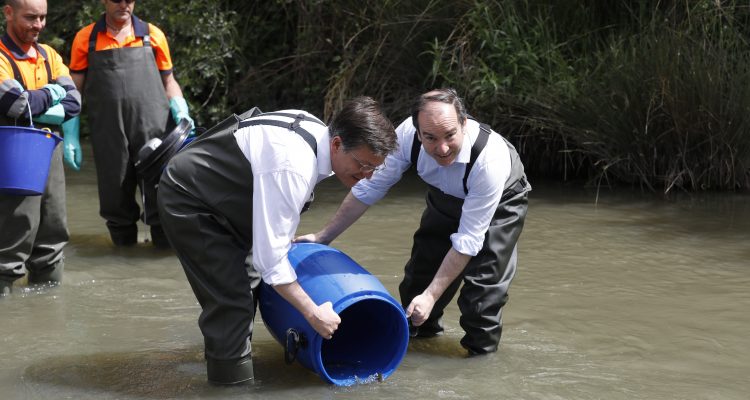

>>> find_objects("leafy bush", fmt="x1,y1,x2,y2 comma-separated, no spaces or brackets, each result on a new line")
43,0,237,127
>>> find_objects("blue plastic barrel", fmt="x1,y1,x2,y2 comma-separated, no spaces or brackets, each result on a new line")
259,243,409,386
0,126,62,195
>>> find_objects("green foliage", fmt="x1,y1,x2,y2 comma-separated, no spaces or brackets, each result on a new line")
225,0,465,121
41,0,237,127
427,0,750,191
560,1,750,192
425,0,583,179
7,0,750,191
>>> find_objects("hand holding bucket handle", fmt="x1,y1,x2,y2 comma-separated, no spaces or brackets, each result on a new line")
308,301,340,339
405,292,436,326
286,301,339,364
259,244,410,385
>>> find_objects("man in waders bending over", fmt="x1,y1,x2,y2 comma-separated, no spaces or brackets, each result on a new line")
157,97,398,384
0,0,82,295
298,88,531,355
68,0,194,248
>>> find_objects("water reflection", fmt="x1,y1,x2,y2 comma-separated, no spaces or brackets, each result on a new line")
1,156,749,399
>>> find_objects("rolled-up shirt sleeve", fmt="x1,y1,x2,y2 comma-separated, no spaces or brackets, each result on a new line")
252,169,311,286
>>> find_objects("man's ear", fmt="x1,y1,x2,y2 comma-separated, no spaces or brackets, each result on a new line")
330,135,342,153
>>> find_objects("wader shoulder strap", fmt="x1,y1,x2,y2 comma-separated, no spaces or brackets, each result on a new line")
34,45,54,82
468,118,530,201
88,17,154,53
462,123,490,195
0,48,22,85
0,47,53,87
410,132,421,167
88,19,105,53
238,113,321,157
409,116,492,195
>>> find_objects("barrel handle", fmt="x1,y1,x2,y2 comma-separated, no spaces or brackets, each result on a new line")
284,328,307,364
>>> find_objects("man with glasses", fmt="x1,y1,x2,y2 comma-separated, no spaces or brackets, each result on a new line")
298,88,531,356
157,97,397,384
67,0,194,248
0,0,82,295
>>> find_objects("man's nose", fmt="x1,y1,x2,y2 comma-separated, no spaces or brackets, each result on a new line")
438,142,450,154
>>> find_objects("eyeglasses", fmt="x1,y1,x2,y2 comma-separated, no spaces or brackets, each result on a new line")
348,151,386,174
109,0,135,4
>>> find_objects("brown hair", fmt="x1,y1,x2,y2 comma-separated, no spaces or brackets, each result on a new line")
328,96,397,157
410,88,468,131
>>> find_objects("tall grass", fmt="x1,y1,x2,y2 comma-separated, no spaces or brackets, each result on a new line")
562,1,750,192
226,0,468,122
428,0,750,192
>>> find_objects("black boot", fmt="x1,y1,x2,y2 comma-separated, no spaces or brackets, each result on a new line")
206,354,254,385
28,263,64,285
109,224,138,247
409,317,444,338
0,278,12,296
149,225,171,249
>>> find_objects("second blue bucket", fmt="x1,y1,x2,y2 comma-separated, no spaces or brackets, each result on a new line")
259,243,409,386
0,126,62,195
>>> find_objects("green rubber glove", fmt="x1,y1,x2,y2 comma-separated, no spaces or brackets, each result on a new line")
62,116,82,171
33,103,65,126
168,96,195,136
43,83,67,105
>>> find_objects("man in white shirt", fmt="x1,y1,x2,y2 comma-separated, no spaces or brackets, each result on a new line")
157,97,397,384
298,88,531,356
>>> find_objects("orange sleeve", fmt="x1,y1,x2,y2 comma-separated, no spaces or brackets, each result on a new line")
147,23,174,73
69,24,95,73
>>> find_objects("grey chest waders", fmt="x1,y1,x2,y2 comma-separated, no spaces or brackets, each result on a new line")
155,109,323,384
403,121,530,354
84,18,171,244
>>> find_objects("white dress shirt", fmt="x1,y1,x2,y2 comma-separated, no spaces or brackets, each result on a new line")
233,110,333,285
352,117,511,256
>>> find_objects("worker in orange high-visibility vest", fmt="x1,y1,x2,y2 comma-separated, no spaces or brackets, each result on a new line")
0,0,82,296
69,0,193,248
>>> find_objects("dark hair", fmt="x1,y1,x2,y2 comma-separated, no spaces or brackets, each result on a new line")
328,96,397,157
410,88,468,131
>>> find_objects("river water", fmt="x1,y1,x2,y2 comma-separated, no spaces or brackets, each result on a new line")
2,152,749,399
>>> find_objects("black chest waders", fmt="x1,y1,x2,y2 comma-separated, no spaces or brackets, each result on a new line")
84,19,171,245
155,109,322,384
402,121,530,354
0,46,68,287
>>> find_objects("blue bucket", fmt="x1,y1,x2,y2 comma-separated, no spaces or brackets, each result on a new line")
0,126,62,195
259,243,409,386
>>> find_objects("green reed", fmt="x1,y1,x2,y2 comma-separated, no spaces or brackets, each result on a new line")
429,0,750,192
